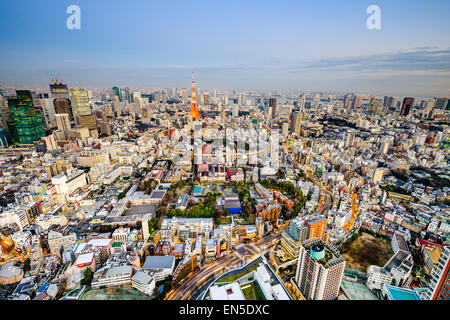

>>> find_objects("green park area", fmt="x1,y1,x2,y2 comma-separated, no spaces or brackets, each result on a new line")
340,232,392,272
241,282,265,300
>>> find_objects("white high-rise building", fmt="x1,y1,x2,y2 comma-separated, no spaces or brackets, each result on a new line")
295,238,346,300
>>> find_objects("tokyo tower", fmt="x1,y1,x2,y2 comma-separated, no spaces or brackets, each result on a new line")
189,72,202,120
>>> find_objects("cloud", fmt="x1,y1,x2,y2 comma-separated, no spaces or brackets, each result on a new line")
284,48,450,74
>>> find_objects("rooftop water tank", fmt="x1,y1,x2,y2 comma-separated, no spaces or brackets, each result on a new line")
311,244,325,260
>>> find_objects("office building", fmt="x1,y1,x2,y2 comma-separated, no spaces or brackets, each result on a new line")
353,95,362,108
55,113,71,140
290,111,302,135
400,98,414,117
7,90,46,145
305,215,327,241
281,218,309,258
269,98,277,118
49,79,69,99
69,88,91,124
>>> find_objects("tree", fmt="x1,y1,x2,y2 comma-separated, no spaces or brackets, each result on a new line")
22,258,31,272
80,268,93,286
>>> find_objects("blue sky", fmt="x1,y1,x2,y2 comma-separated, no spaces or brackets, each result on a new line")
0,0,449,96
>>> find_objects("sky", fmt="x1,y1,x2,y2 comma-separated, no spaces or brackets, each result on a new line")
0,0,449,97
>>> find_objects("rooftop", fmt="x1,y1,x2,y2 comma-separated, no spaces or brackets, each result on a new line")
142,255,175,270
384,285,421,300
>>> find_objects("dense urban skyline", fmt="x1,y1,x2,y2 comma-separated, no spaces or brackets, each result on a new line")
0,0,449,306
1,0,450,96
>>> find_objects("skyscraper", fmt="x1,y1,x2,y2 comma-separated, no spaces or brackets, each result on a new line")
425,246,449,300
189,73,202,120
299,94,306,111
269,98,277,118
400,97,414,117
434,97,449,110
295,238,346,300
69,88,91,124
239,92,246,106
55,113,71,140
113,96,121,115
49,79,69,99
53,99,73,119
384,96,397,113
119,88,130,103
182,90,188,105
112,86,120,98
203,93,209,106
343,94,352,108
7,90,46,145
290,111,303,135
352,95,362,108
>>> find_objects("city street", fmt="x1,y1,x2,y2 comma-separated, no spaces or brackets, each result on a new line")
166,230,282,300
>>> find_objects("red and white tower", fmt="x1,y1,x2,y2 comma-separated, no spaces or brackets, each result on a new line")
189,72,202,120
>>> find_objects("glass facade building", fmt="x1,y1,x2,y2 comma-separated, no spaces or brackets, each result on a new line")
7,90,46,145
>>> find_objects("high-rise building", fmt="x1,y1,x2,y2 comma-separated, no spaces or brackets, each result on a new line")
352,95,362,108
239,92,246,106
113,96,121,115
299,94,306,111
384,96,397,113
203,93,209,106
425,246,449,300
344,131,355,148
112,87,120,98
53,98,72,115
119,88,130,103
182,90,188,105
49,79,69,99
434,97,449,110
55,113,71,140
281,218,309,258
280,105,292,120
40,98,56,127
400,97,414,117
269,98,277,118
343,94,352,108
290,111,303,135
69,88,91,124
7,90,46,145
295,238,346,300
